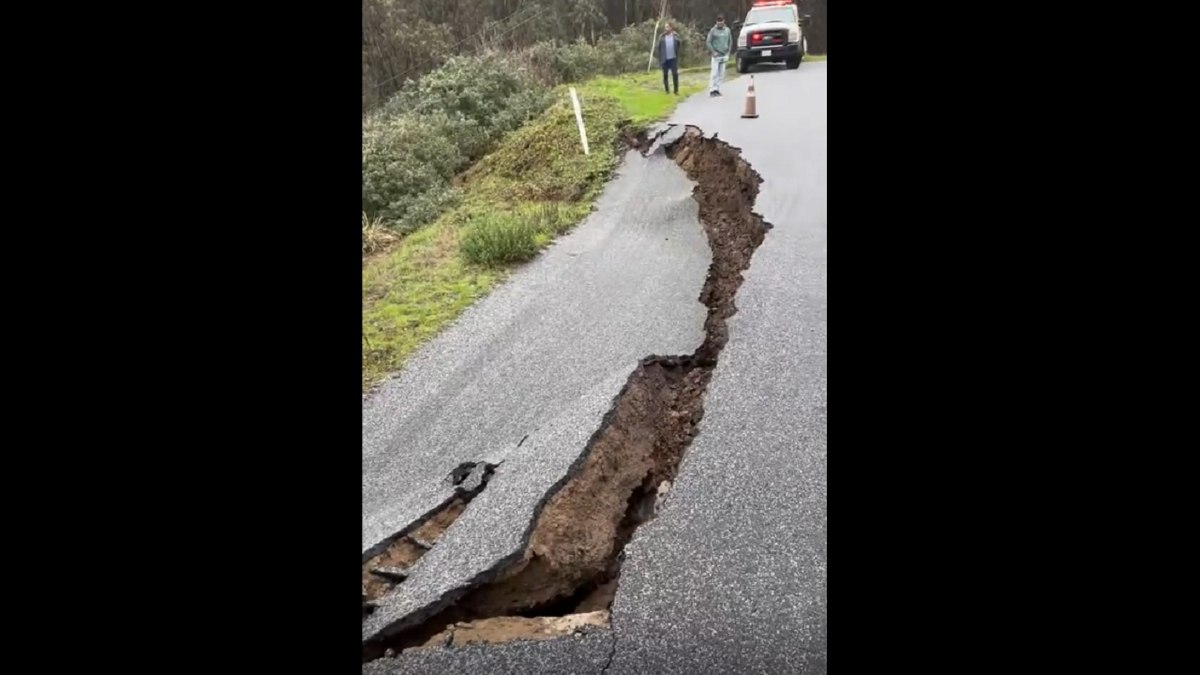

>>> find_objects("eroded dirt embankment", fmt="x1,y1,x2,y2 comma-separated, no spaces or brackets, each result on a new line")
362,127,770,662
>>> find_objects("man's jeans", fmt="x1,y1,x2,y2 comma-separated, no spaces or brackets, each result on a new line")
661,58,679,93
709,55,727,93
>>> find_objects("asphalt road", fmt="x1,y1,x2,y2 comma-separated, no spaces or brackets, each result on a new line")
362,144,711,640
608,60,828,675
363,60,827,671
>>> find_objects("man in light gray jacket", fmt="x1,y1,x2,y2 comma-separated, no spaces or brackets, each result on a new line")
705,15,732,97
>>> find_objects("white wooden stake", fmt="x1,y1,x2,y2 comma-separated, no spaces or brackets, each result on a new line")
569,87,589,155
646,0,669,72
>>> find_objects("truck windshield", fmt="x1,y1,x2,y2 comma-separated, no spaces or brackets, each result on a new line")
744,8,793,25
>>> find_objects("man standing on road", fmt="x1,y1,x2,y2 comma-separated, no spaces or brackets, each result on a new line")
706,15,732,97
656,23,681,95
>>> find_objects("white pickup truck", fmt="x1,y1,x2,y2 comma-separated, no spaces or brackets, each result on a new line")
734,0,808,73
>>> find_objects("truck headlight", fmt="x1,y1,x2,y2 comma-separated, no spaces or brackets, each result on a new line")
789,28,800,42
737,32,747,47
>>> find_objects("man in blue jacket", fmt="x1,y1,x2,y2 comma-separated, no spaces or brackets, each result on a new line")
706,15,732,97
656,23,681,95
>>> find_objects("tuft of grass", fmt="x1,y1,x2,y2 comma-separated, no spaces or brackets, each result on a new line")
459,214,541,266
362,212,398,256
803,53,828,61
362,71,701,392
459,202,581,267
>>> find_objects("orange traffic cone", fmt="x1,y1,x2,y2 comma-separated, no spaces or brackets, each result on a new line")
741,76,758,119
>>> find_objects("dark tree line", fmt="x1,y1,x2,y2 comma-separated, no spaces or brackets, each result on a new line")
363,0,826,110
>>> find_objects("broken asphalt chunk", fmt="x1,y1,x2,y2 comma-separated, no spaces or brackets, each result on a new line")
370,566,409,582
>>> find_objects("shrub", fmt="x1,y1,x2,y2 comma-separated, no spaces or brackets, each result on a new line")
486,85,556,146
361,113,464,230
550,38,615,83
509,20,709,86
383,55,552,161
361,21,705,240
363,55,556,233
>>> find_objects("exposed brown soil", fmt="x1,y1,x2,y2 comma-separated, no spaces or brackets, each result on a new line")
420,611,610,649
669,127,770,361
443,358,708,617
573,578,620,613
362,498,467,601
619,125,651,153
362,126,769,661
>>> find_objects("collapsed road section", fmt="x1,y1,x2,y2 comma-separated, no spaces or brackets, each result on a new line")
363,126,770,662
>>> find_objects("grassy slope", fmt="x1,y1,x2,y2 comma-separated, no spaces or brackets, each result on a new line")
362,69,710,391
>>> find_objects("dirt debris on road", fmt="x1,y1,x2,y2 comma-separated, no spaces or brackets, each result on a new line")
362,126,770,661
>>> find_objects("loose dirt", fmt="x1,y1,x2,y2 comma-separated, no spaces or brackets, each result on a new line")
362,498,467,601
420,611,610,649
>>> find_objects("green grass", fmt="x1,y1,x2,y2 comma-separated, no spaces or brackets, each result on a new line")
803,53,827,61
362,70,704,392
574,69,709,125
362,222,500,391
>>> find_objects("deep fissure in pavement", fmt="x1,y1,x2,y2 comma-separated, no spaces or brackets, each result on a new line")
362,127,770,660
362,463,496,614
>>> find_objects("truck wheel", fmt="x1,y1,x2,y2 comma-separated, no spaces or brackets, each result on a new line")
737,57,750,74
786,57,801,69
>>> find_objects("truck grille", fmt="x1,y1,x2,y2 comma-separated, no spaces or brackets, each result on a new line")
750,29,787,48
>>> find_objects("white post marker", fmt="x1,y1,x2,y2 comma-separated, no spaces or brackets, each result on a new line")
646,21,659,72
646,0,669,71
569,87,589,155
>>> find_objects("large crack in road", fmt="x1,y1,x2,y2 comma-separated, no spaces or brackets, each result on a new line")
363,126,770,663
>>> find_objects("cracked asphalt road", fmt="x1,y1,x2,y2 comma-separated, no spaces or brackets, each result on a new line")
364,61,827,672
362,147,710,641
608,61,828,675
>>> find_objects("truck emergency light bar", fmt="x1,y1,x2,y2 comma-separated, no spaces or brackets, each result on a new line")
752,0,794,6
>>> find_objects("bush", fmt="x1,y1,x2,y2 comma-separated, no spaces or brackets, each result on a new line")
363,55,556,233
361,113,464,230
595,19,709,74
487,85,556,146
459,213,542,267
551,38,616,83
509,20,705,87
383,55,552,159
361,21,706,240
